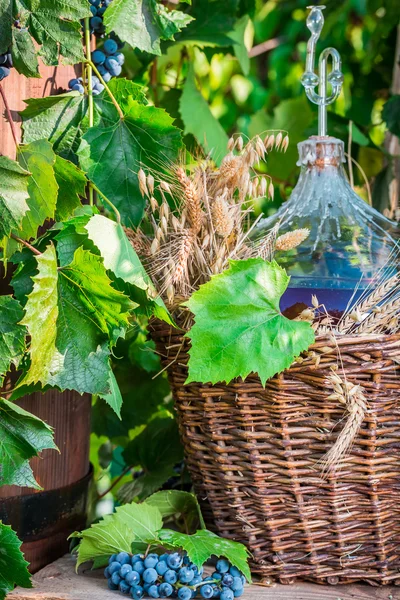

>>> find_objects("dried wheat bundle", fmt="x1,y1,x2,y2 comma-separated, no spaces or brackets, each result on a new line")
126,133,314,315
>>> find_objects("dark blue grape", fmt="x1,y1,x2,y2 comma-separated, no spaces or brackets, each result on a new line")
125,570,141,586
109,554,118,564
0,55,7,65
233,589,243,598
72,83,84,93
131,585,145,599
90,5,97,15
0,66,10,80
220,589,234,600
200,584,214,599
179,567,195,583
102,71,112,83
156,560,168,576
167,553,183,570
104,38,118,55
89,0,101,6
119,579,131,594
104,566,111,578
68,78,80,88
105,58,122,77
221,574,233,587
114,52,125,66
144,554,159,569
230,578,243,592
111,571,122,586
164,569,178,584
159,582,173,598
178,587,192,600
228,567,241,578
143,567,158,584
120,563,133,578
90,15,103,29
148,585,160,598
211,572,222,581
216,560,230,574
212,586,220,598
108,578,119,590
92,50,106,65
109,561,121,575
132,559,145,575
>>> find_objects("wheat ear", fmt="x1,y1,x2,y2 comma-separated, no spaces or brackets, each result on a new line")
172,229,194,286
176,167,203,234
321,371,367,475
212,195,234,237
275,228,310,251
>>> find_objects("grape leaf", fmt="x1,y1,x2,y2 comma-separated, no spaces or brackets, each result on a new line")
103,0,193,55
71,513,135,569
20,81,148,164
0,0,91,70
0,522,32,600
11,27,39,78
383,95,400,138
0,156,30,239
175,0,238,47
17,140,58,239
180,65,228,166
184,259,315,385
146,490,206,529
72,502,163,568
0,296,26,386
78,101,182,227
0,397,57,489
158,529,251,582
19,244,135,395
118,467,175,504
99,369,123,419
54,156,87,221
85,214,172,324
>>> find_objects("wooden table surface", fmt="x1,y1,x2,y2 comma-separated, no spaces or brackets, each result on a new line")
9,555,400,600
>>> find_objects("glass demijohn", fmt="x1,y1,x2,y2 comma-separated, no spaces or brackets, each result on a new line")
255,5,398,317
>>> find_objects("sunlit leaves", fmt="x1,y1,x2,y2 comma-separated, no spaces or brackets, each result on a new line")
0,296,26,386
0,156,30,239
103,0,193,55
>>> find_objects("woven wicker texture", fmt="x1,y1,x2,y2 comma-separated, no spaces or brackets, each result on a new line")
151,320,400,585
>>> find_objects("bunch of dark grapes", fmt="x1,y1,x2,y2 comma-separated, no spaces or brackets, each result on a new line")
104,552,246,599
88,0,112,36
0,51,13,81
68,39,124,93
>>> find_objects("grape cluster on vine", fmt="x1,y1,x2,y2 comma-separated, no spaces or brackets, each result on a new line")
0,51,13,81
104,551,246,599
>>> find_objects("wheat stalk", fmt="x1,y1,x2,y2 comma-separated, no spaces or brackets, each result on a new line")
321,371,368,475
176,167,204,234
212,194,235,238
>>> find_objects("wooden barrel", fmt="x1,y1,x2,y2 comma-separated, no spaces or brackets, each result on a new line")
0,61,92,573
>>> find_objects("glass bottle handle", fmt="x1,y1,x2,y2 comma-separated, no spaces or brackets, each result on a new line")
301,6,344,136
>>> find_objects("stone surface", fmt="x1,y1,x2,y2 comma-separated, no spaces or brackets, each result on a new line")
9,555,400,600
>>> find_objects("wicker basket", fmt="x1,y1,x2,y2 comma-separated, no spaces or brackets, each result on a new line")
151,319,400,585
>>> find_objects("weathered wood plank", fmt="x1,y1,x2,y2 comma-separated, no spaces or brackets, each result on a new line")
9,555,400,600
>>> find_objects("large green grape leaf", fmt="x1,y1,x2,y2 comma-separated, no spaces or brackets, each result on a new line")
0,522,32,600
11,27,40,78
158,529,251,582
0,0,91,70
20,81,148,164
71,502,163,568
99,369,123,419
85,214,172,324
17,140,58,239
184,259,315,385
0,296,26,386
0,397,57,489
19,244,135,395
78,101,182,226
0,156,30,239
175,0,238,47
54,156,87,221
180,65,228,166
103,0,193,55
